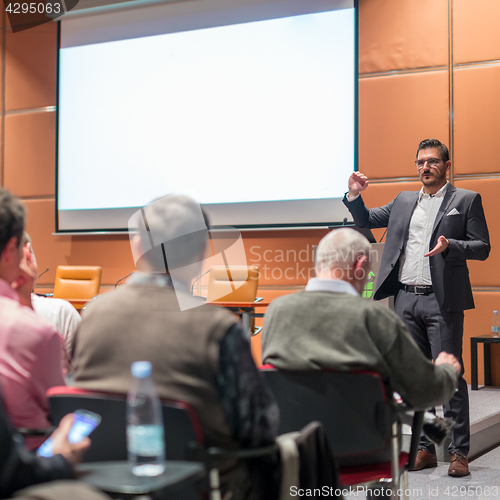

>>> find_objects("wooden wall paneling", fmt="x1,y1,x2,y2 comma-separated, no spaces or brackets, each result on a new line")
453,0,500,65
23,199,135,288
4,111,55,196
358,181,423,242
463,292,500,386
209,229,328,288
359,71,449,180
453,179,500,287
359,0,448,74
453,65,500,175
5,22,57,111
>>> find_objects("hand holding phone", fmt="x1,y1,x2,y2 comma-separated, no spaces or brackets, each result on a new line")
37,410,100,461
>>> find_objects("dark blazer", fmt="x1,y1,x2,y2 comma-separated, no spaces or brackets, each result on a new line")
343,185,490,312
0,390,73,499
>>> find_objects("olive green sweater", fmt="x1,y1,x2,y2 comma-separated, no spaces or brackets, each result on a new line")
262,290,458,409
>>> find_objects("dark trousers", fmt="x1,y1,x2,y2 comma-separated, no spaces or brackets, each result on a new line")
395,288,469,456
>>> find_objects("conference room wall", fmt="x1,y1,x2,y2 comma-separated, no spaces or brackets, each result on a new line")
1,0,500,378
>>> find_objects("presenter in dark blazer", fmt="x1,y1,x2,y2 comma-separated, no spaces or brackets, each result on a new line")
343,139,490,477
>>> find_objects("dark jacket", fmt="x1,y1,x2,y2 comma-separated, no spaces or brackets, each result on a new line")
343,185,490,312
0,391,73,499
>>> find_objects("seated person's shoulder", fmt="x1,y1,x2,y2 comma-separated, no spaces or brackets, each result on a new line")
32,294,80,316
10,301,60,342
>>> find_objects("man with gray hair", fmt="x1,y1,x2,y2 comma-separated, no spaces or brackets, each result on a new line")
72,194,279,500
262,228,460,411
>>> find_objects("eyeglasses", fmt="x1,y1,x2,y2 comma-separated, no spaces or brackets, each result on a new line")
416,158,442,169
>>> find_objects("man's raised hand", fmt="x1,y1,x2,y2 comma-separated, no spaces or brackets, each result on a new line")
348,172,369,198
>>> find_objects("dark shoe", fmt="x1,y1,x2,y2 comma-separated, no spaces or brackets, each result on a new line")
411,449,438,471
448,453,469,477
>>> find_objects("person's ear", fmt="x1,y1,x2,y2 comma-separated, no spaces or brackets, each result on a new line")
3,236,19,263
353,255,368,280
445,160,451,173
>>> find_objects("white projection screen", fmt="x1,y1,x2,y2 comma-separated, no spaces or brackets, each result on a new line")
57,0,357,232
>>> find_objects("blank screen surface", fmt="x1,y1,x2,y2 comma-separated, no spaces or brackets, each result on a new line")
57,0,356,231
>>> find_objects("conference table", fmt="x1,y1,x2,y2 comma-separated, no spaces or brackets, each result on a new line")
77,461,205,499
209,301,270,338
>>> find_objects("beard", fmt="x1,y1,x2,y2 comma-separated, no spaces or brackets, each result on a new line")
420,170,446,186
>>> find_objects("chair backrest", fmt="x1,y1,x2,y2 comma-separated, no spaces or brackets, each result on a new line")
260,368,393,466
206,265,259,302
53,266,102,302
47,387,203,463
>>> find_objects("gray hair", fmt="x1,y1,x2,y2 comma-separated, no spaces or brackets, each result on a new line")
131,194,209,273
315,228,371,273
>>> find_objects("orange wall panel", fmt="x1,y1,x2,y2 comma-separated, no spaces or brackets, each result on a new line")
453,0,500,64
464,292,500,386
359,71,449,180
23,199,135,287
454,179,499,288
4,111,55,197
5,22,57,111
210,229,328,288
359,181,422,243
359,0,448,74
454,65,500,175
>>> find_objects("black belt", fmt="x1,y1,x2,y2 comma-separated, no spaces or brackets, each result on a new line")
400,283,434,295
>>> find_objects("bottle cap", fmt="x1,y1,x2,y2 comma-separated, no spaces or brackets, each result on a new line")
131,361,152,378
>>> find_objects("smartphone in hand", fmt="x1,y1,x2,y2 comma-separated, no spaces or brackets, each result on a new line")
37,409,101,457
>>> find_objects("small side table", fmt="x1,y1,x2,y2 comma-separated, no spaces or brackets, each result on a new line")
77,461,205,499
470,335,500,390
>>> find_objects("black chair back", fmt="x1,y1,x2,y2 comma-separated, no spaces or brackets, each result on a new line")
48,389,201,463
261,369,393,466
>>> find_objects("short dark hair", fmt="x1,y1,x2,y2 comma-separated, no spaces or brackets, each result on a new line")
0,188,26,257
416,139,450,163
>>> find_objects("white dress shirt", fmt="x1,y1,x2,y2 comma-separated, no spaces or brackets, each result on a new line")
399,182,448,286
305,277,359,296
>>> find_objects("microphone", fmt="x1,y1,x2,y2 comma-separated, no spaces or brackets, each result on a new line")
37,268,49,279
115,272,134,289
342,217,348,226
378,228,388,243
190,269,211,295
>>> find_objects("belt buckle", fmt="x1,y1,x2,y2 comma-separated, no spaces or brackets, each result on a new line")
414,286,426,295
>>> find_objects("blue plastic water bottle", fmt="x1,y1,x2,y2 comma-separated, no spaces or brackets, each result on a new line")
127,361,165,476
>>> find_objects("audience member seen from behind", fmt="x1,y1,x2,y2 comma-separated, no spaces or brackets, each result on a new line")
262,228,460,411
71,194,279,500
0,386,109,500
0,189,65,450
12,232,81,372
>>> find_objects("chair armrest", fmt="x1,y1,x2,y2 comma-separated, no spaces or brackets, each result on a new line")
391,401,425,471
251,326,263,336
206,443,279,461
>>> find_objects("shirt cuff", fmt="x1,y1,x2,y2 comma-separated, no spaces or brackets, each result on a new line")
346,193,360,202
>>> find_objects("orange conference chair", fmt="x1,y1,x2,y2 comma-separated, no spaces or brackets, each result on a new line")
205,265,262,336
53,266,102,310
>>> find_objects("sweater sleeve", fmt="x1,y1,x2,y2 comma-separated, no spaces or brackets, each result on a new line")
374,311,458,409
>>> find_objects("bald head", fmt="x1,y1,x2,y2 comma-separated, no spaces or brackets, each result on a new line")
315,228,372,293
